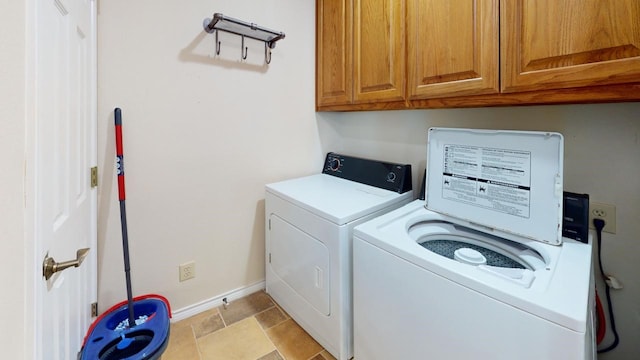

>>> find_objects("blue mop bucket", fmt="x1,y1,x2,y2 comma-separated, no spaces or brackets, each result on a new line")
81,109,172,359
80,295,171,360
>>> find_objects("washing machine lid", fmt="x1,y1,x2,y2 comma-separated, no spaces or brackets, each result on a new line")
425,128,564,245
266,174,410,225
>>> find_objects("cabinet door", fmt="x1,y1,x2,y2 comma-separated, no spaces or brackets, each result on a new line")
317,0,353,107
408,0,499,99
501,0,640,93
353,0,405,103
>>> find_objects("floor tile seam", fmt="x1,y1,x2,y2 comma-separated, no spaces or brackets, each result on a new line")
210,299,275,331
255,349,286,360
246,315,280,359
195,312,249,343
217,306,229,328
254,314,289,350
190,312,226,340
273,302,291,321
255,304,289,330
189,323,205,360
196,317,274,360
254,314,285,359
306,349,325,360
255,304,273,316
212,306,229,336
261,317,327,360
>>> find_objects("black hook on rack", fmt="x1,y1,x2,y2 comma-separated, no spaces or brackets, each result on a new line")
203,13,285,64
264,43,272,64
215,30,221,55
241,36,248,60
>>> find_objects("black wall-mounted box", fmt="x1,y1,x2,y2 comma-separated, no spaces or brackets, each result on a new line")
562,191,589,243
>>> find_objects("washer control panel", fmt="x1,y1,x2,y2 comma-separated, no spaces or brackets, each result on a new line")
322,152,412,194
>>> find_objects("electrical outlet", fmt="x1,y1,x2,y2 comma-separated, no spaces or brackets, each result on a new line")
179,261,196,282
588,202,616,234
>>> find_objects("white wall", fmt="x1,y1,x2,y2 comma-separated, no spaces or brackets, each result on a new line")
0,0,27,358
97,0,320,311
318,103,640,360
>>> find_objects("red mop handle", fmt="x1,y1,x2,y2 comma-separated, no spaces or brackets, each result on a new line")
114,108,126,201
114,107,136,328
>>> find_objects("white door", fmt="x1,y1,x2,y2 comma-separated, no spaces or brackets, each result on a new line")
33,0,97,359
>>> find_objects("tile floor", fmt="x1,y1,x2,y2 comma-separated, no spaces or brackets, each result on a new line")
163,291,337,360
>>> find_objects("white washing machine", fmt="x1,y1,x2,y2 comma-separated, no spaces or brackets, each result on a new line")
353,128,595,360
265,153,413,360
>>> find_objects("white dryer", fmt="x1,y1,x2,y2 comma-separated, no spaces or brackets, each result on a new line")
266,153,413,360
353,128,595,360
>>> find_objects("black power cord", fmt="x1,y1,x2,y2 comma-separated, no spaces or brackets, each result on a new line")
594,218,620,353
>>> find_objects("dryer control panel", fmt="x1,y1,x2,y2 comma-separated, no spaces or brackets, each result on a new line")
322,152,412,194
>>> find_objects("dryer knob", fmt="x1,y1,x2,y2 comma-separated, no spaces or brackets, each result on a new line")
386,172,396,182
329,158,341,171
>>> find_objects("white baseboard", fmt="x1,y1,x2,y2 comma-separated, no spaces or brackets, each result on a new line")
170,280,266,322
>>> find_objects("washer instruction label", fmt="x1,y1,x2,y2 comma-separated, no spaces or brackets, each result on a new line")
442,144,531,218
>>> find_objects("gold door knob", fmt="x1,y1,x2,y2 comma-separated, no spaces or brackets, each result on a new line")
42,248,90,280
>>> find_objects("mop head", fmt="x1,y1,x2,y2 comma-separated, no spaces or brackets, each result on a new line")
115,314,153,331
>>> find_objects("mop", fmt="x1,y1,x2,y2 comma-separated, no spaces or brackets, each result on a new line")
79,108,171,360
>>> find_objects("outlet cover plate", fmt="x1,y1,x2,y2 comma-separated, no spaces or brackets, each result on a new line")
179,261,196,282
588,202,616,234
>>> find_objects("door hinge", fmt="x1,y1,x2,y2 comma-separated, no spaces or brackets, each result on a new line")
268,219,271,230
90,167,98,188
269,253,271,263
91,302,98,317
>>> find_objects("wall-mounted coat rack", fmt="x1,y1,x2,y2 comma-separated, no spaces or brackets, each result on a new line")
202,13,285,64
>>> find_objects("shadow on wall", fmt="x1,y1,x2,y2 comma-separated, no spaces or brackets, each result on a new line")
97,109,117,291
315,106,575,156
249,199,267,281
314,104,638,201
178,29,269,72
316,110,432,190
318,106,573,142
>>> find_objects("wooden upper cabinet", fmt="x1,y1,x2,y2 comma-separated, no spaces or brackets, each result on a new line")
408,0,499,99
501,0,640,93
353,0,405,103
316,0,353,107
316,0,640,111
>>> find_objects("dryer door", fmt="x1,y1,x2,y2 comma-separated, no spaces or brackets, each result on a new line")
268,214,330,316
